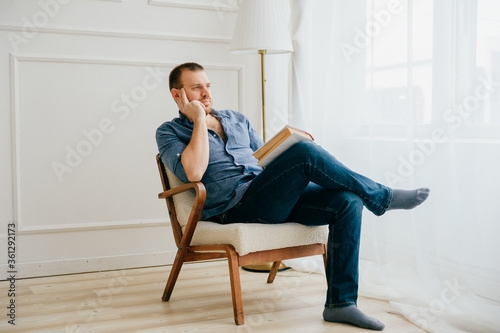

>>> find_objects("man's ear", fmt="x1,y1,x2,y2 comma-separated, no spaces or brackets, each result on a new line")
171,88,180,104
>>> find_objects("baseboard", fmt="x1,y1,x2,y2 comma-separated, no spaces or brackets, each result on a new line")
1,251,177,279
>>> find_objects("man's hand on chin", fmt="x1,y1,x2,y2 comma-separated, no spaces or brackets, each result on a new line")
178,88,207,123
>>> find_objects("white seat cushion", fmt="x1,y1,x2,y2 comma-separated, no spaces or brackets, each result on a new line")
187,221,328,256
166,168,328,256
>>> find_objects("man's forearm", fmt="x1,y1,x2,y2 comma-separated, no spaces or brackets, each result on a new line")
181,119,209,182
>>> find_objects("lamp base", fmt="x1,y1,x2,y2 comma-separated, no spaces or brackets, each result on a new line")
242,262,290,273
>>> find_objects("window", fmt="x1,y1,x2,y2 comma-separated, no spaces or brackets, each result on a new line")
363,0,500,139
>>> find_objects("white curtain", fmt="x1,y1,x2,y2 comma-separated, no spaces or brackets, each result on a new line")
287,0,500,332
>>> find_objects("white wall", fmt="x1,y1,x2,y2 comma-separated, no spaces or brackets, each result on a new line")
0,0,261,278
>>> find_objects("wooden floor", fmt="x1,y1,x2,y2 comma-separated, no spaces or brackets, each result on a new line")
1,260,426,333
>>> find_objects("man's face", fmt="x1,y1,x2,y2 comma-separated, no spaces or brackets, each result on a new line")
172,69,212,114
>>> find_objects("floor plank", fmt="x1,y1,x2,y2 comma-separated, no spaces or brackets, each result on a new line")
0,260,426,333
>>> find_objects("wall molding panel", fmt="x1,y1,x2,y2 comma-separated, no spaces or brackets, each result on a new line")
10,53,242,235
148,0,239,12
0,24,232,44
9,54,21,234
10,53,243,69
18,219,170,235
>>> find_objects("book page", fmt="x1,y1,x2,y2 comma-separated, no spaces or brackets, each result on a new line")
253,127,291,160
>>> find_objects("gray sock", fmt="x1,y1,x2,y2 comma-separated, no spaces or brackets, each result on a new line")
323,305,385,331
387,188,430,211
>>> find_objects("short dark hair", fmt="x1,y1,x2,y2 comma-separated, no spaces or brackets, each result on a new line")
169,62,204,90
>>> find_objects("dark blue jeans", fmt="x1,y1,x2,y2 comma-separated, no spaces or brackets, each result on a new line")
218,141,392,308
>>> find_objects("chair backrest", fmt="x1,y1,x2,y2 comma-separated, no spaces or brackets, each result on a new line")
166,171,196,229
156,155,198,230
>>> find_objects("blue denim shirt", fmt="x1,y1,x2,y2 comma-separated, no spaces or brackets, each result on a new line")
156,109,264,219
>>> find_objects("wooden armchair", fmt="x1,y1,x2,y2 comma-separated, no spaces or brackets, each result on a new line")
156,154,328,325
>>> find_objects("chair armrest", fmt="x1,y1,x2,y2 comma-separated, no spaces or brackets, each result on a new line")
158,182,205,200
158,181,206,251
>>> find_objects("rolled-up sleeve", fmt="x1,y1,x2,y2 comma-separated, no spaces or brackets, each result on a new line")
156,123,189,183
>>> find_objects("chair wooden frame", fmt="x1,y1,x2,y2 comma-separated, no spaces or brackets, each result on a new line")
156,154,327,325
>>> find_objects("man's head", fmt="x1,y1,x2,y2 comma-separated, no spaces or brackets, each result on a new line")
169,62,212,113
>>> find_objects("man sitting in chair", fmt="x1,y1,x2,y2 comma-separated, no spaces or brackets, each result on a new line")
156,62,430,331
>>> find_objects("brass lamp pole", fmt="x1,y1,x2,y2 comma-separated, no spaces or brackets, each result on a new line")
259,49,267,141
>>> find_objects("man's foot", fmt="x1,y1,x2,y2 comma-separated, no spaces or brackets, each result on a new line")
323,305,385,330
387,188,430,211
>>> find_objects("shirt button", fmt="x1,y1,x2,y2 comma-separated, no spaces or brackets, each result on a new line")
213,134,217,138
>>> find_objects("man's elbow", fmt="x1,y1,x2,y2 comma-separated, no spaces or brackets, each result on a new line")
181,158,208,182
185,170,204,183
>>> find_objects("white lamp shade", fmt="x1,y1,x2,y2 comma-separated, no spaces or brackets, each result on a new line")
231,0,293,54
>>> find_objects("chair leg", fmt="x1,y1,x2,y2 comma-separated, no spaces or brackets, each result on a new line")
226,248,244,325
162,251,185,302
267,261,281,284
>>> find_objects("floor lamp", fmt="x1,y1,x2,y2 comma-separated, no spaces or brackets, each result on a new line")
231,0,294,271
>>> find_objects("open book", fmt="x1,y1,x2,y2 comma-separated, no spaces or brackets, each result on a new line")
253,126,314,167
